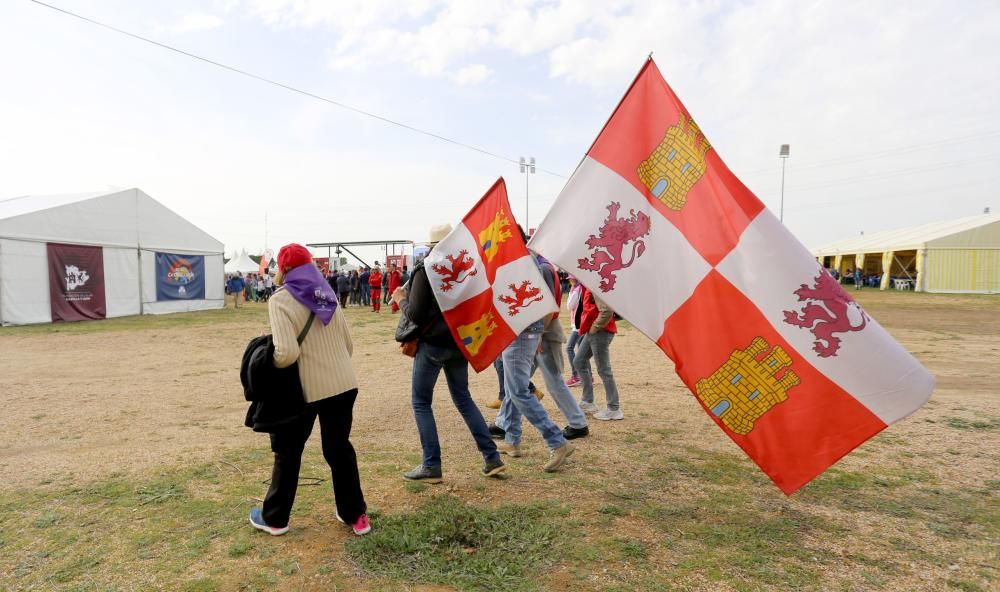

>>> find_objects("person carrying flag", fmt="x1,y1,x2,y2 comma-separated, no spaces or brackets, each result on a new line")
393,224,506,483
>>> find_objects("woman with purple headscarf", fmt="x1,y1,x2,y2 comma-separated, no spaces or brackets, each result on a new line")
248,243,371,537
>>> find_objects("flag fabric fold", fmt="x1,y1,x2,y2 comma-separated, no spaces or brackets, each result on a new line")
426,178,558,372
528,58,934,494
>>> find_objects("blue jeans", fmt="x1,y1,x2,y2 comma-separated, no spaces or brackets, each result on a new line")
499,329,567,449
411,342,500,468
360,284,371,306
536,340,588,429
494,357,536,400
566,330,581,379
574,330,620,411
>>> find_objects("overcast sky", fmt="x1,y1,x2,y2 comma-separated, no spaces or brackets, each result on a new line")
2,0,998,263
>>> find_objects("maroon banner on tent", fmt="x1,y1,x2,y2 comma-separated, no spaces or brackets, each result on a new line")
48,243,106,322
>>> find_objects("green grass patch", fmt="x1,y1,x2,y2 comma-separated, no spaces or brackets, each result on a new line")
944,416,1000,431
0,304,270,335
403,481,429,494
642,490,831,589
346,494,564,592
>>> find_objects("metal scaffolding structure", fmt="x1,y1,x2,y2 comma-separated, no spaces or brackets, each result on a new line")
306,240,413,269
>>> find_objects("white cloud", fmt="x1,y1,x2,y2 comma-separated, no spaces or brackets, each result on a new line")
250,0,607,83
173,12,225,33
452,63,493,85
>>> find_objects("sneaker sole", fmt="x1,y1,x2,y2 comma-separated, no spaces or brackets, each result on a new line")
593,414,624,421
249,517,288,536
403,476,443,484
544,446,576,473
482,464,507,478
499,449,521,458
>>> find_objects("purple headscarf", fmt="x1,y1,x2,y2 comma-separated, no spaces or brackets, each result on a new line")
282,263,338,325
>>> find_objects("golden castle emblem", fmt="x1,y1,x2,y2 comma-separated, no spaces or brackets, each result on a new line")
695,337,800,435
637,113,712,210
457,312,497,356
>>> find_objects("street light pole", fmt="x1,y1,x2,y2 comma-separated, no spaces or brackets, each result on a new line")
519,156,536,230
779,144,790,223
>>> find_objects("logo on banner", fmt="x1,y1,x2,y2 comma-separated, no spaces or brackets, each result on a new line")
431,250,478,292
637,113,712,211
577,202,651,292
167,260,195,283
457,312,497,356
696,337,800,435
783,273,869,357
478,211,513,262
497,281,543,316
64,265,90,291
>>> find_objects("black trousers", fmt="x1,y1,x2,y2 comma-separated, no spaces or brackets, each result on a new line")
262,389,366,528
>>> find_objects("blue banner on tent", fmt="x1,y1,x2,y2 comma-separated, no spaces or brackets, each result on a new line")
156,252,205,301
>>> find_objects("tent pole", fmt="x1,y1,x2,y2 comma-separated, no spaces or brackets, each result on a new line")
137,248,144,315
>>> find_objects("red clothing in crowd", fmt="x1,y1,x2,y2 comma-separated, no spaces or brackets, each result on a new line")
578,287,617,335
369,271,383,312
387,270,402,313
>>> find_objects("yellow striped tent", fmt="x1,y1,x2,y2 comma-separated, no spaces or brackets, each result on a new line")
812,214,1000,293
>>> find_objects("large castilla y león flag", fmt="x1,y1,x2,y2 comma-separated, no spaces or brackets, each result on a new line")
528,58,934,494
427,178,558,372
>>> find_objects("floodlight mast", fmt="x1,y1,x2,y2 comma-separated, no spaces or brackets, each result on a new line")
520,156,535,229
779,144,790,223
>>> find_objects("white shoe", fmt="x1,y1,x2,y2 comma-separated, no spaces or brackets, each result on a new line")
593,408,624,421
579,401,599,415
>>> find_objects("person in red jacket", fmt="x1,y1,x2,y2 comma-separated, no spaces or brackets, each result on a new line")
573,287,623,420
387,264,403,313
369,265,383,313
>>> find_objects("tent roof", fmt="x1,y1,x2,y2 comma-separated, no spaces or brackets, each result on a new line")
0,188,223,254
225,250,260,274
812,213,1000,255
0,191,109,220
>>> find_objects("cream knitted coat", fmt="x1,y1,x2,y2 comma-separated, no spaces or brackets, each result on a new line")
269,288,357,403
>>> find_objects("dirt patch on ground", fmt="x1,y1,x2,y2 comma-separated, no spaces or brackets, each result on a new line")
1,291,997,591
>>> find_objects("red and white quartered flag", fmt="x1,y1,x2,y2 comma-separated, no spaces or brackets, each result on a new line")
427,178,557,372
528,58,934,494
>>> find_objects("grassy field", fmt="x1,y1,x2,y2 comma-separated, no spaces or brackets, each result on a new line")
0,290,997,591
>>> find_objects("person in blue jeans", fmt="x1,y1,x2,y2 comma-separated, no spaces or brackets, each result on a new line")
574,287,623,421
494,256,588,440
497,320,576,472
495,237,576,472
393,224,505,483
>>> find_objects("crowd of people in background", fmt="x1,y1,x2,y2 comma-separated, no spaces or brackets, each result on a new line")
322,263,410,313
225,271,274,307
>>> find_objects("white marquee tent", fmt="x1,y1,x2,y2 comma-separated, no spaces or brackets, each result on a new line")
0,188,225,325
225,249,260,274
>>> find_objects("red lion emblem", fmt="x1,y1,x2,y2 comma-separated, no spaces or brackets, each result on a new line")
577,202,652,292
497,281,544,316
783,272,869,357
431,250,478,292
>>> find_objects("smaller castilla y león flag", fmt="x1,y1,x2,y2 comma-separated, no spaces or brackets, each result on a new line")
426,178,558,372
528,58,934,493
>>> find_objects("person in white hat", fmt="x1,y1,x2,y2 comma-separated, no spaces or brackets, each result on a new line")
391,224,506,483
